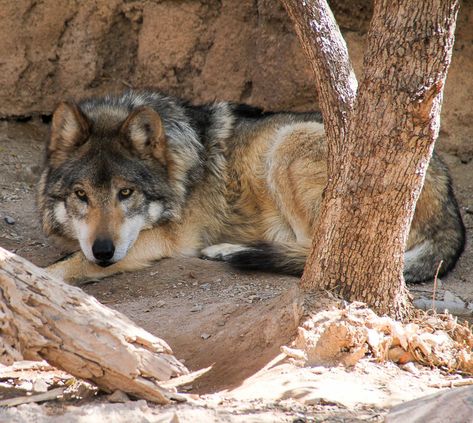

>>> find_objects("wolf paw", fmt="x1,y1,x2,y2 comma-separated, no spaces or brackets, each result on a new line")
200,243,249,261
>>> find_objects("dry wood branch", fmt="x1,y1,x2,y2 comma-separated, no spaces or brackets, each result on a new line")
280,0,357,144
0,247,188,404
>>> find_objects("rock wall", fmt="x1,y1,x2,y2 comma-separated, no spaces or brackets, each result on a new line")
0,0,471,157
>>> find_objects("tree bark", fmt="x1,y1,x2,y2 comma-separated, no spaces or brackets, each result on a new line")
0,247,188,403
281,0,459,319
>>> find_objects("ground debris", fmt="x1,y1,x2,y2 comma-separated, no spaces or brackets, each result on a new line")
282,301,473,376
0,360,97,406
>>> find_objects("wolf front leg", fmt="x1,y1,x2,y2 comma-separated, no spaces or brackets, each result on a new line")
46,226,191,283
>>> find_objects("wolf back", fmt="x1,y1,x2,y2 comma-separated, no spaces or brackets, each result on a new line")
38,90,465,283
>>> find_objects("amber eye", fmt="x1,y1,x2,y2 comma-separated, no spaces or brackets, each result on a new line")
75,189,88,202
118,188,134,201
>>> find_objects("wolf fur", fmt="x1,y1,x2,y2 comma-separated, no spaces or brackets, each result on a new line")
38,90,465,284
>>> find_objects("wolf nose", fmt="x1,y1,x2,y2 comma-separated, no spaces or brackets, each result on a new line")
92,238,115,262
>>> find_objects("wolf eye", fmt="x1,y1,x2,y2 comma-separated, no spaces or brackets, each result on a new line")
118,188,134,200
75,189,88,202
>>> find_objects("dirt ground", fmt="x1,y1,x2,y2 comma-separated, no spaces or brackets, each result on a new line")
1,118,473,421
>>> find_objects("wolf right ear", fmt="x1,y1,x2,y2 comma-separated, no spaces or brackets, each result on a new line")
120,107,167,163
48,102,90,166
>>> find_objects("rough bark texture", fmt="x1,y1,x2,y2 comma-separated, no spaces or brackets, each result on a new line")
0,247,188,403
280,0,357,141
282,0,459,319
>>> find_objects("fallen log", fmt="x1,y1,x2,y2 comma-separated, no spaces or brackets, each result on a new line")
0,247,188,404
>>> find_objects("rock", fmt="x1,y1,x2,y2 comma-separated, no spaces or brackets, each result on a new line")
190,304,203,312
107,390,130,403
444,290,464,305
4,216,15,225
32,379,49,393
386,386,473,423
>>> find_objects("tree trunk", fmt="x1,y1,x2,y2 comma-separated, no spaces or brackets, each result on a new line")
0,247,188,403
281,0,459,319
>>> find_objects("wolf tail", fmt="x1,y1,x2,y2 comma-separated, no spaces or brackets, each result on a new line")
403,232,465,283
403,193,465,283
223,155,465,284
222,242,308,277
224,198,465,284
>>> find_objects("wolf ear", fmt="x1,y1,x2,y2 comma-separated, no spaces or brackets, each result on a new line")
48,102,90,165
121,107,166,163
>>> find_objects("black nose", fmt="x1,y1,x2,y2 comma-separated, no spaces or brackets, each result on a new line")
92,238,115,262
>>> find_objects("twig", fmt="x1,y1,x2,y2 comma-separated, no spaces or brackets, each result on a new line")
429,378,473,389
432,260,443,312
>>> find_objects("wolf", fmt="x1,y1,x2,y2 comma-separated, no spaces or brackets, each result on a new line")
38,90,465,284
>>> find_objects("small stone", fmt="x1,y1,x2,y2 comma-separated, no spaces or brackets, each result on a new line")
248,295,261,302
190,304,203,312
200,283,211,290
156,300,166,308
444,290,463,304
32,379,49,393
201,333,211,340
400,362,420,376
107,390,130,403
4,216,15,225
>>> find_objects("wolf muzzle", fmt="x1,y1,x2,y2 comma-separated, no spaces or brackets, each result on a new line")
92,238,115,266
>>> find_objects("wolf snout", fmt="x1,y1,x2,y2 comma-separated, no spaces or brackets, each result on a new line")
92,238,115,265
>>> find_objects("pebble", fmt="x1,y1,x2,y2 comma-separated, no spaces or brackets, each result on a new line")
201,333,211,340
107,390,130,403
400,362,420,376
4,216,15,225
32,379,49,393
156,300,166,308
190,304,203,312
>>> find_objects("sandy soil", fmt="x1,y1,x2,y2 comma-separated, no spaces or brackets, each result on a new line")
1,118,473,421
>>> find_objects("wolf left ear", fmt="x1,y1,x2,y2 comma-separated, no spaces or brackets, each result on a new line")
121,107,166,163
48,102,90,166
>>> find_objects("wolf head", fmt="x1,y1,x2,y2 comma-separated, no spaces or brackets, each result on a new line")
38,91,204,266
